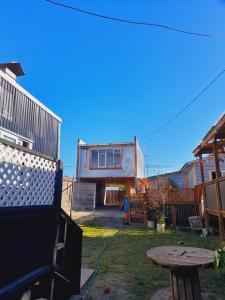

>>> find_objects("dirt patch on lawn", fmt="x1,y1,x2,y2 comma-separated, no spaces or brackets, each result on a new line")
87,275,133,300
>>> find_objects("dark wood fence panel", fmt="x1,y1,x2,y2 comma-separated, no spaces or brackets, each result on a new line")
164,203,200,227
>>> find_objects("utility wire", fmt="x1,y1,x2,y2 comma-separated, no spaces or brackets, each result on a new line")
45,0,212,37
141,68,225,138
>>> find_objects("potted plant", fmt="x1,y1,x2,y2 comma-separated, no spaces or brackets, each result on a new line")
146,203,155,228
146,200,161,229
147,219,155,229
214,246,225,272
157,214,165,233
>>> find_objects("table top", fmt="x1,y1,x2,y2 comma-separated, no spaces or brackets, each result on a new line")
146,246,214,269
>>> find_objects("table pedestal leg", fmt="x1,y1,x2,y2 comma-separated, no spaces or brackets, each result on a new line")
170,268,201,300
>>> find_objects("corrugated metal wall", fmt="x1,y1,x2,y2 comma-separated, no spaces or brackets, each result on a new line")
0,75,60,159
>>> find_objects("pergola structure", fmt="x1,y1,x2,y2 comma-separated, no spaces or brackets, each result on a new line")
193,113,225,245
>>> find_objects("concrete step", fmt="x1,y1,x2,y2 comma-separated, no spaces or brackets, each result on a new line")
80,268,95,289
73,205,94,211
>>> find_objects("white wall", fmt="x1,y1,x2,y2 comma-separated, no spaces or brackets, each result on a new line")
182,156,225,188
194,156,225,185
78,145,136,178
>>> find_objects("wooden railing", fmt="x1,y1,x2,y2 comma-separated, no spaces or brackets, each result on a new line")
0,208,82,300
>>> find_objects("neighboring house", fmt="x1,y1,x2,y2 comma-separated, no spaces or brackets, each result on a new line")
149,171,184,189
149,155,225,189
0,62,61,159
75,136,145,208
180,155,225,188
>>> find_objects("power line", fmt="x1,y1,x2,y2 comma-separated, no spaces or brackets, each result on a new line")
45,0,212,37
141,68,225,138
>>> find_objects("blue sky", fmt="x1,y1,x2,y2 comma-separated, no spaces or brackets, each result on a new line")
1,0,225,176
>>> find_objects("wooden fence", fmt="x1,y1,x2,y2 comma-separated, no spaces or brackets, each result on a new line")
72,183,96,211
130,188,201,227
148,188,197,204
164,203,200,227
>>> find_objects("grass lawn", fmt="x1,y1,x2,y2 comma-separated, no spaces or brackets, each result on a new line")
80,218,225,300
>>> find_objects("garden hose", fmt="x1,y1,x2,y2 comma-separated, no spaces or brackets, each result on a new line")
82,217,124,299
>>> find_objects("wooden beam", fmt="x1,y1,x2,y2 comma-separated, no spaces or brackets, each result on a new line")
213,139,221,179
205,208,219,216
192,112,225,157
193,139,225,157
200,113,225,148
134,136,138,178
199,155,209,229
76,138,80,181
79,142,135,148
213,138,225,246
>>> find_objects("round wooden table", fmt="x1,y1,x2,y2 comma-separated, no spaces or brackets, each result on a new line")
146,246,214,300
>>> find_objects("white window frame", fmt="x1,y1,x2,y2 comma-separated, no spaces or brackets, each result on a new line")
0,127,34,149
209,170,225,181
90,148,122,169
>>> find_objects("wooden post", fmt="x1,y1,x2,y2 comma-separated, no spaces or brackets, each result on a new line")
134,136,138,178
171,205,176,226
76,138,80,181
199,155,209,229
170,189,176,226
213,139,225,245
214,139,221,179
54,160,64,208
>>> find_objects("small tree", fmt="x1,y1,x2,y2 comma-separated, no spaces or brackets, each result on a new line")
146,175,176,224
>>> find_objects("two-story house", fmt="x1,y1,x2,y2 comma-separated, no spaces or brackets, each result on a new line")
76,136,144,208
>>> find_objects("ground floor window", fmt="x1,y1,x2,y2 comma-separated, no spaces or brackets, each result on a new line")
209,170,225,180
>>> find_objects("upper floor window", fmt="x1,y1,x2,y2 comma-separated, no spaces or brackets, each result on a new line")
0,127,33,149
91,149,121,169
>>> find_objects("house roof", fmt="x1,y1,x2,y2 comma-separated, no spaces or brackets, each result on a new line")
78,141,135,148
149,170,181,180
0,62,25,76
180,159,199,172
149,156,219,178
193,112,225,156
